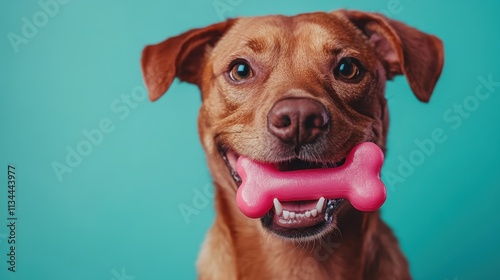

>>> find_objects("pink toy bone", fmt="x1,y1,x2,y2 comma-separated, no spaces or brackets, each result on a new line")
236,142,386,219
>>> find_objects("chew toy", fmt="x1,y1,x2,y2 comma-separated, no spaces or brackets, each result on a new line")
236,142,386,218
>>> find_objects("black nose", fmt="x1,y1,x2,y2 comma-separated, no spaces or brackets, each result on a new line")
267,98,330,147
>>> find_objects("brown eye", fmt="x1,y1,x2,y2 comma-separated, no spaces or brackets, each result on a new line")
229,61,253,81
334,57,363,81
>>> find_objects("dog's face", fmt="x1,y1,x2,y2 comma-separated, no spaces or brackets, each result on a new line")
142,10,443,241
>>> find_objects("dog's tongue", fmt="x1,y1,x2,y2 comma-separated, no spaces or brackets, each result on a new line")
236,142,387,219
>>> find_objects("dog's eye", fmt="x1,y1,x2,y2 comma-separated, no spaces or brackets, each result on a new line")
334,58,363,82
229,62,253,81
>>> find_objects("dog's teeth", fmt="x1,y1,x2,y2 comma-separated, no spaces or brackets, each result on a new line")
316,197,325,213
283,210,290,219
311,209,318,217
276,198,325,220
273,198,283,216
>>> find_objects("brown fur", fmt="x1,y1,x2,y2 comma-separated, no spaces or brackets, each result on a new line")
141,10,444,280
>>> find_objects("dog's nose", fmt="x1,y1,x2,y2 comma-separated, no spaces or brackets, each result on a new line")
267,98,330,147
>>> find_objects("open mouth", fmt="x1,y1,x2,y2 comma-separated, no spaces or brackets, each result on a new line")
220,147,346,240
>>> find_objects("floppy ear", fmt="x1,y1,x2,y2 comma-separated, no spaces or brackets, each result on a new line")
340,10,444,102
141,19,236,101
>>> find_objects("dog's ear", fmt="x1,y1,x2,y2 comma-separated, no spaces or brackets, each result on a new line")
141,19,236,101
339,10,444,102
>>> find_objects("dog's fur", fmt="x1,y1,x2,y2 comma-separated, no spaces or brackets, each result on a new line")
141,10,444,280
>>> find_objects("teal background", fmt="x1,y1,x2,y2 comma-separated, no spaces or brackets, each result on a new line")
0,0,499,279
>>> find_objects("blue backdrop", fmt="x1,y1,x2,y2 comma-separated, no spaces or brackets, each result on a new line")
1,0,499,279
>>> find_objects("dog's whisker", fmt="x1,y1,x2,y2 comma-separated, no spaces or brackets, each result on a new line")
142,6,443,277
332,224,343,239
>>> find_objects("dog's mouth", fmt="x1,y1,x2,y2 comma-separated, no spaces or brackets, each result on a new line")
220,147,346,240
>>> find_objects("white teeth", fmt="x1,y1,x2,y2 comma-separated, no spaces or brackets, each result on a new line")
316,197,325,213
273,198,283,216
311,209,318,217
283,210,290,219
277,198,325,220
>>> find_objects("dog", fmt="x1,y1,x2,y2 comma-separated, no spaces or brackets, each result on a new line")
141,9,444,280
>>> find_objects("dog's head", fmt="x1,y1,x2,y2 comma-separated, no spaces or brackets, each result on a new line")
141,10,444,241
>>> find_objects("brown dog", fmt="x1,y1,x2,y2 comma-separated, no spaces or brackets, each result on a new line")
141,9,444,280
